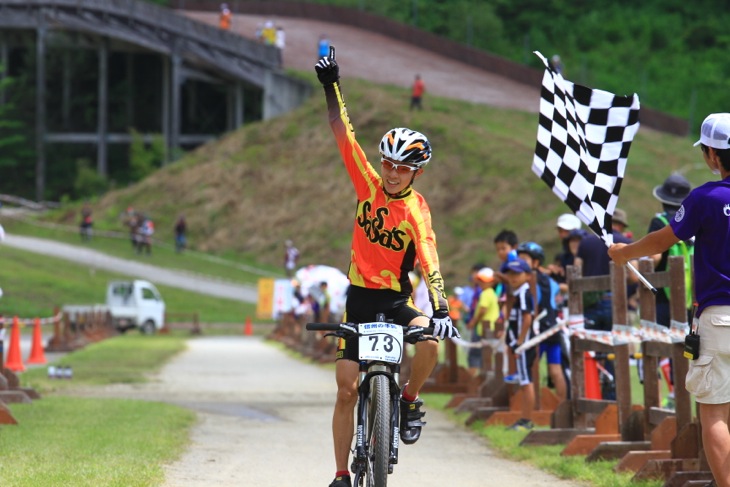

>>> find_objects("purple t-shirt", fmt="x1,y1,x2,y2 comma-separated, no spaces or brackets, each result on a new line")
670,178,730,315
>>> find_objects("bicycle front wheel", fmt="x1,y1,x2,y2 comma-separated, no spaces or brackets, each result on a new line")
367,375,391,487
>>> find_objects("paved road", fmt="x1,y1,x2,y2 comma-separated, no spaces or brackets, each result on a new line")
69,336,586,487
2,234,257,303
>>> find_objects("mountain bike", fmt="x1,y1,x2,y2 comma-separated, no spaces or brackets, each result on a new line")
306,316,436,487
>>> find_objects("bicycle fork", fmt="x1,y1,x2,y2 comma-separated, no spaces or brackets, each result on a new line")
352,364,403,475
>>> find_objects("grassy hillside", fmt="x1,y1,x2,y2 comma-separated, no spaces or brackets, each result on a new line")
43,76,708,285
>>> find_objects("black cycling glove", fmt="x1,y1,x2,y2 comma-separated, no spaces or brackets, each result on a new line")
314,46,339,86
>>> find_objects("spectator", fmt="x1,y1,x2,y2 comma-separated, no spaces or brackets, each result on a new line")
284,240,299,277
517,242,568,401
317,281,331,323
550,54,564,75
465,267,499,376
649,173,694,326
503,258,536,431
262,20,276,45
219,3,232,30
410,74,425,111
493,229,519,267
174,214,187,253
609,112,730,487
645,173,693,408
575,209,636,332
448,286,467,335
549,214,582,281
136,215,154,255
317,34,330,60
121,206,138,250
575,208,637,400
275,25,286,50
494,229,519,382
79,201,93,241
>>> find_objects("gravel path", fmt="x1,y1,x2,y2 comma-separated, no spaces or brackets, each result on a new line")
70,336,586,487
183,12,541,113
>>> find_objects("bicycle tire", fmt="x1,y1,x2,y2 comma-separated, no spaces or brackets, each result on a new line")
367,375,390,487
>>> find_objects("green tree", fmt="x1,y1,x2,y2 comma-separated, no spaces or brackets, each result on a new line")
129,129,166,181
0,66,31,175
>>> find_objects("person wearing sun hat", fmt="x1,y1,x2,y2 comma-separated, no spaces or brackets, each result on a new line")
609,112,730,487
645,172,695,328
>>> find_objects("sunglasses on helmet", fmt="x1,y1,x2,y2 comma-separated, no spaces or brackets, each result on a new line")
381,158,419,174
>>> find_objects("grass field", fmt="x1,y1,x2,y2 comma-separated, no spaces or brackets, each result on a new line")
0,240,260,324
0,334,195,486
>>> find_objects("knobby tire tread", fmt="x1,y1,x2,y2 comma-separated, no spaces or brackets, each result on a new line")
370,375,390,487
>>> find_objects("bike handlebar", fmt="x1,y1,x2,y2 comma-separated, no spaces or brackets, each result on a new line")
306,322,435,342
306,323,343,332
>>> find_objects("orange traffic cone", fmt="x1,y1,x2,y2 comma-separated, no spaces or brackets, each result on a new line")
5,316,25,372
244,316,253,336
584,352,601,399
26,318,47,365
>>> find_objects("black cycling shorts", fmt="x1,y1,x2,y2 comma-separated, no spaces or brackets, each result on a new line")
336,285,426,362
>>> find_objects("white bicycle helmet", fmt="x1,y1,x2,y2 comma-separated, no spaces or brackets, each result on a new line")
379,128,432,167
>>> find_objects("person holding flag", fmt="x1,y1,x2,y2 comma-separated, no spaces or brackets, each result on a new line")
609,113,730,487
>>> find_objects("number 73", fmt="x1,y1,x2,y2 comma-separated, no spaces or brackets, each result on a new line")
369,335,394,352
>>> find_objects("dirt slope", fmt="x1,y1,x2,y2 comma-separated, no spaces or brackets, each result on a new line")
183,12,541,112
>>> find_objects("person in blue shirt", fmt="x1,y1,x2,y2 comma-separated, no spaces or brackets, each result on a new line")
609,112,730,487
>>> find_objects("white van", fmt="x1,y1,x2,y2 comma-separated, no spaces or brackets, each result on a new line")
63,280,165,334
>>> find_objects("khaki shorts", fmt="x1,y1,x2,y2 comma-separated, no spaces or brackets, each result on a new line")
685,306,730,404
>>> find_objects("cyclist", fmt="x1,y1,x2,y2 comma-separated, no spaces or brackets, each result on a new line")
315,47,460,487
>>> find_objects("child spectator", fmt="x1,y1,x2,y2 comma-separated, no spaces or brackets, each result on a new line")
517,242,568,401
465,267,499,376
493,229,518,266
494,229,519,381
502,257,536,431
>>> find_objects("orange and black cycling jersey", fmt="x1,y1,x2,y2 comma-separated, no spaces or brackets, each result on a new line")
324,81,448,314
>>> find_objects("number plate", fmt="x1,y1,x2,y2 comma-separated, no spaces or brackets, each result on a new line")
358,322,404,363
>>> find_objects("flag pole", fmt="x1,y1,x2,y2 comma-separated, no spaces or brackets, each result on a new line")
625,261,658,295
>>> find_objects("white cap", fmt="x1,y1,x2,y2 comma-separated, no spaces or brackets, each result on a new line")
556,213,581,231
694,113,730,150
476,267,495,283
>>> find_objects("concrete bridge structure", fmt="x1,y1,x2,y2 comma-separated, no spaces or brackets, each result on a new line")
0,0,311,199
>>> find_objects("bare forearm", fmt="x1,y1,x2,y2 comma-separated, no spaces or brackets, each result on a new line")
608,226,679,266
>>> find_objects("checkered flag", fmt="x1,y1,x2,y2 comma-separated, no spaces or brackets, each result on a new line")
532,51,640,245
